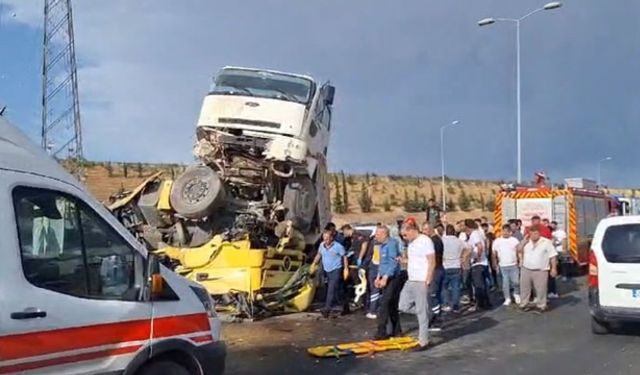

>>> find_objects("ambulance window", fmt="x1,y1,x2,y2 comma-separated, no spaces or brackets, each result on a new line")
13,187,136,301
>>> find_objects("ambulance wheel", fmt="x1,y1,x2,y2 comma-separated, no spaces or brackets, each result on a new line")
170,165,225,219
139,360,190,375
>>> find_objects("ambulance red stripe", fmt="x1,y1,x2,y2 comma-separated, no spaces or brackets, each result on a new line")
0,313,210,362
0,345,142,374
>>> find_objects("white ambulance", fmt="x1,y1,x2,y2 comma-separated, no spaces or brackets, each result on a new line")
0,117,225,374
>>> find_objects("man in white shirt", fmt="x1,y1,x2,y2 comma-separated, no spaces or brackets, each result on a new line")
517,226,558,312
492,225,521,306
551,220,568,280
465,219,491,311
398,218,435,351
442,224,470,312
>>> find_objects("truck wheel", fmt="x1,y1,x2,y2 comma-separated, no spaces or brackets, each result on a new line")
283,178,316,232
138,361,191,375
170,166,225,219
591,316,610,335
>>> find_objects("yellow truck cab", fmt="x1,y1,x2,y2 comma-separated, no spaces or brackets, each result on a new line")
0,117,225,374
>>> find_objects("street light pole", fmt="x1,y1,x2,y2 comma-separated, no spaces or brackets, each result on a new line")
441,120,460,212
478,2,562,184
516,19,521,184
597,156,612,187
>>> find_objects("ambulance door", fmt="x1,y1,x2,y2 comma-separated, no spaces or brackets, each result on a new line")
0,173,151,374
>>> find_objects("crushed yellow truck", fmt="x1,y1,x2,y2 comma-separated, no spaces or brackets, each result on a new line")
108,67,336,318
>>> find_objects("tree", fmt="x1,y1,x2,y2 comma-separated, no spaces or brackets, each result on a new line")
340,171,349,212
485,197,496,212
429,183,437,202
105,161,113,177
136,162,144,177
458,189,472,212
447,185,456,195
346,174,356,185
170,167,176,179
383,197,392,212
365,172,371,185
358,183,373,213
402,189,413,212
479,193,486,210
333,174,346,214
123,162,129,178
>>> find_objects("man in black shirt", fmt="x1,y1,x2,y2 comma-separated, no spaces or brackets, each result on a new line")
423,223,444,324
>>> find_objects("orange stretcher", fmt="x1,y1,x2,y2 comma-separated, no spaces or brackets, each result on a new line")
307,336,419,358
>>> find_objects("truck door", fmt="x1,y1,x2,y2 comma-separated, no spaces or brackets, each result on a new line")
0,174,151,374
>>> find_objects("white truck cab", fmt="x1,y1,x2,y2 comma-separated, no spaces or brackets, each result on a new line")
0,117,225,374
191,66,335,245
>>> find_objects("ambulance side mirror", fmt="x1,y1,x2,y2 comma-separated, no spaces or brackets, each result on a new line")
146,253,164,298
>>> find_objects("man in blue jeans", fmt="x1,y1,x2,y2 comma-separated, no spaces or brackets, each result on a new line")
441,224,469,312
492,225,521,306
311,229,349,318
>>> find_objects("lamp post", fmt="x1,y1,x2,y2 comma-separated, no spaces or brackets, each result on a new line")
478,2,562,184
597,156,612,187
441,120,460,212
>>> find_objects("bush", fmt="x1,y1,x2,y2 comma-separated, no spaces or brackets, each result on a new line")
105,161,113,177
136,162,144,177
447,198,457,212
123,163,129,178
358,183,373,213
485,197,496,212
458,189,472,212
447,185,456,194
383,197,392,212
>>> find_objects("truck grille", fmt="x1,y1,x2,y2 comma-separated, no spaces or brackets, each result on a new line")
218,117,281,129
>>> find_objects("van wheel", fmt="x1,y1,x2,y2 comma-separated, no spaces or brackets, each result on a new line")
139,361,191,375
591,316,610,335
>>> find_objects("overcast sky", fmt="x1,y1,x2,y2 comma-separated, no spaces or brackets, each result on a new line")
1,1,639,186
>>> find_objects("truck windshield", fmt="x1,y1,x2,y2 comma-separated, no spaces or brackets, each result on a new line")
602,224,640,263
210,69,313,104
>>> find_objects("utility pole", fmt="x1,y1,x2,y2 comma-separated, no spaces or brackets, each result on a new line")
41,0,84,178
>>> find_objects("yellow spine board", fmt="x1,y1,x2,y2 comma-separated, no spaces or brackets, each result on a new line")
307,336,419,358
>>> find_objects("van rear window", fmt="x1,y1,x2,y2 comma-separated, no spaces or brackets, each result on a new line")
602,224,640,263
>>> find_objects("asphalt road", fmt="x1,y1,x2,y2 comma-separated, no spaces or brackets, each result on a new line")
223,277,640,375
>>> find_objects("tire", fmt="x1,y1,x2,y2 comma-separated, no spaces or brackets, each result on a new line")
138,360,191,375
283,177,316,232
170,165,225,219
591,316,610,335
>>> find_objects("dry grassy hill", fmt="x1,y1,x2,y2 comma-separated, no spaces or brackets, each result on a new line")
77,162,498,224
76,162,639,226
79,161,186,202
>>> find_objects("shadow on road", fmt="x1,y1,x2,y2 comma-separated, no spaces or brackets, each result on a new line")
434,315,500,348
225,344,361,375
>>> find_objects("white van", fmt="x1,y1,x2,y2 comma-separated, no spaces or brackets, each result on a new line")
0,117,225,374
589,215,640,334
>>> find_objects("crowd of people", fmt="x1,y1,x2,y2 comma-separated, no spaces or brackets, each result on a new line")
309,205,569,350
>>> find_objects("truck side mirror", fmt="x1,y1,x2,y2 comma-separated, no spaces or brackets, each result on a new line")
324,85,335,105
